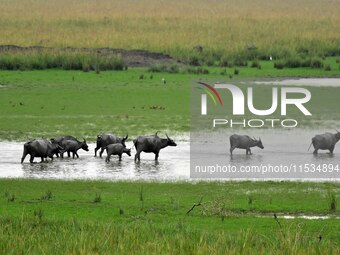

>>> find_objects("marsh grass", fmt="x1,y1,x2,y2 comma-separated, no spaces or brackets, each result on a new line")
93,193,101,203
0,0,339,66
0,51,124,71
327,190,336,212
0,215,339,254
1,180,340,254
41,190,53,201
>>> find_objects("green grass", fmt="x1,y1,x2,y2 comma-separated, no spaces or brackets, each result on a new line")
0,61,339,141
1,179,340,254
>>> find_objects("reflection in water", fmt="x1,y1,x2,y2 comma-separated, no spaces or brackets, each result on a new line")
230,154,264,164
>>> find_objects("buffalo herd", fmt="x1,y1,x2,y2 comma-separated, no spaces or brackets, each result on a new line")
21,131,340,163
21,132,177,163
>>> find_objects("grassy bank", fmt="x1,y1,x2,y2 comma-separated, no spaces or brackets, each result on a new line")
0,64,339,141
1,0,340,65
1,179,340,254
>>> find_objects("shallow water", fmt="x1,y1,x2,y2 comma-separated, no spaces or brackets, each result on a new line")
191,129,340,179
254,78,340,87
1,129,339,180
0,142,190,180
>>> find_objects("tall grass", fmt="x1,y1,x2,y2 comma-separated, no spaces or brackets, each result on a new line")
0,50,124,71
0,0,339,65
0,216,339,254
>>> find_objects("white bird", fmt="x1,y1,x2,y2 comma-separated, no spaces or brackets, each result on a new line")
269,55,273,61
162,78,166,85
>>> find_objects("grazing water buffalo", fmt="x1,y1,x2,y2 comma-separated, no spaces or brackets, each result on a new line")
308,131,340,154
60,139,89,158
21,139,62,163
51,136,77,157
133,132,177,161
105,144,131,162
230,134,264,155
94,134,128,157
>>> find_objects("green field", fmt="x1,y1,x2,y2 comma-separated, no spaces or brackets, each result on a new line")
1,179,340,254
0,59,339,141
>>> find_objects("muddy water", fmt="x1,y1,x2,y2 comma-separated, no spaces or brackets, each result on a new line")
191,129,340,179
0,142,190,180
1,130,339,180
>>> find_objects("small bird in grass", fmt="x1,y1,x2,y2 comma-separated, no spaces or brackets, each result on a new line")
269,55,273,61
162,78,166,85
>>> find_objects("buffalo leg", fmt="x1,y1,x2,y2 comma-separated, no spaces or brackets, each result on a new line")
119,154,122,161
135,150,141,162
330,146,335,154
40,157,44,162
94,146,100,157
155,153,159,161
75,151,79,158
67,151,71,158
106,154,110,162
99,148,105,158
29,155,34,163
248,148,252,155
313,148,318,155
230,146,236,155
21,151,28,164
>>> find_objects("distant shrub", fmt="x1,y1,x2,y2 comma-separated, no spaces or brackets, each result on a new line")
147,64,179,73
251,60,260,68
188,55,201,66
274,57,324,69
148,64,167,72
274,62,284,69
324,64,331,71
219,56,232,67
284,58,301,68
220,68,227,75
0,51,125,71
233,58,248,67
185,67,209,74
308,58,324,69
234,68,239,75
168,64,180,73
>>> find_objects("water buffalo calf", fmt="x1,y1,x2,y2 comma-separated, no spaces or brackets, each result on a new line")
95,134,128,157
105,143,131,162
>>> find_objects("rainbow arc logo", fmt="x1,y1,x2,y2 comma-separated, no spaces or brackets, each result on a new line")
196,82,223,106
